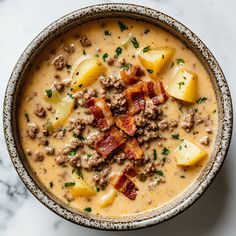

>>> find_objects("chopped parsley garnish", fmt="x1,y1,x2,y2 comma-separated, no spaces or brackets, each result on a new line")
95,185,100,192
144,29,150,34
104,30,111,36
162,157,166,163
146,69,153,74
45,89,52,98
49,181,53,188
72,168,83,179
102,53,108,62
122,63,132,70
194,108,198,113
69,149,78,156
132,54,135,58
73,133,86,140
131,37,139,48
66,64,72,70
180,175,186,178
83,49,86,55
24,113,30,122
118,21,128,32
161,147,170,156
87,154,92,158
176,58,185,65
84,207,92,213
179,145,182,151
138,173,147,182
143,46,150,53
155,170,164,176
95,54,99,57
197,97,207,104
64,182,75,187
172,134,180,139
213,109,217,113
153,149,157,160
78,84,83,88
114,47,122,58
67,93,74,99
178,81,185,89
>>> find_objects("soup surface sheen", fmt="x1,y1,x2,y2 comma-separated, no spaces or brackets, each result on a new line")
18,18,218,217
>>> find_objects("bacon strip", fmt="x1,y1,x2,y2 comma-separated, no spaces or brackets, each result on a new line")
120,65,145,85
124,138,143,160
124,82,145,116
110,173,138,200
115,114,137,136
86,97,114,131
144,80,168,105
94,127,126,158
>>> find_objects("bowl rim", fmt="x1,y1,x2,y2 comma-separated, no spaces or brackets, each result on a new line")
3,3,233,231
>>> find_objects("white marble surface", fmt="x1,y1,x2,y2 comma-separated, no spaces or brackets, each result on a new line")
0,0,235,235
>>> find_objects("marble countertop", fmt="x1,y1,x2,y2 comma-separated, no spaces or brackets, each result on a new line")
0,0,235,235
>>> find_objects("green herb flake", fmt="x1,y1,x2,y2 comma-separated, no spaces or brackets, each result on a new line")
132,54,135,58
146,69,153,74
171,62,174,68
73,133,86,140
69,149,78,156
66,64,72,70
87,154,92,158
179,145,182,151
122,63,132,70
197,97,207,104
84,207,92,213
104,30,111,36
213,109,217,113
102,53,108,62
144,29,150,34
155,170,164,176
180,175,186,178
176,58,185,65
95,185,100,192
172,134,180,140
143,46,150,53
49,181,53,188
161,147,170,156
118,21,128,32
67,93,74,99
45,89,52,98
114,47,122,58
64,182,75,187
194,108,198,113
153,149,158,160
95,54,99,58
24,113,30,122
178,81,185,89
83,49,86,55
131,37,139,49
162,157,166,163
72,167,83,179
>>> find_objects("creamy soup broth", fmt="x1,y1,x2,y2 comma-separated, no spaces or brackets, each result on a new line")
18,19,218,217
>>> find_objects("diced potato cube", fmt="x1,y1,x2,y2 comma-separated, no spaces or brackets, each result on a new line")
138,48,175,79
166,69,198,103
50,95,75,130
174,139,207,166
70,179,96,197
44,88,61,103
71,57,106,92
99,189,117,208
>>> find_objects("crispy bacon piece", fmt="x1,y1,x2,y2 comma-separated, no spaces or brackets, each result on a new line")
86,97,114,131
110,173,138,200
124,138,143,160
123,163,137,178
124,82,145,115
120,65,144,85
94,127,126,158
115,114,137,136
144,80,168,105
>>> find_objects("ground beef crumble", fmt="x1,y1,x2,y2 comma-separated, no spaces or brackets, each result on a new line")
99,75,125,91
93,167,111,189
181,109,195,132
80,35,91,47
34,104,46,117
27,123,38,138
52,55,66,70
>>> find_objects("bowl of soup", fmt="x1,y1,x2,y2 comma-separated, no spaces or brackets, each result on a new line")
3,3,233,230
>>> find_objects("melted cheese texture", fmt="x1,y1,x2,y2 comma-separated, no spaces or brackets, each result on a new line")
18,19,218,217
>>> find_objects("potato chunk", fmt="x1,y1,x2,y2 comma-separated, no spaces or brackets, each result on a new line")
50,95,75,130
174,139,207,166
138,48,175,79
166,69,198,103
99,189,117,208
70,179,96,197
71,57,106,92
